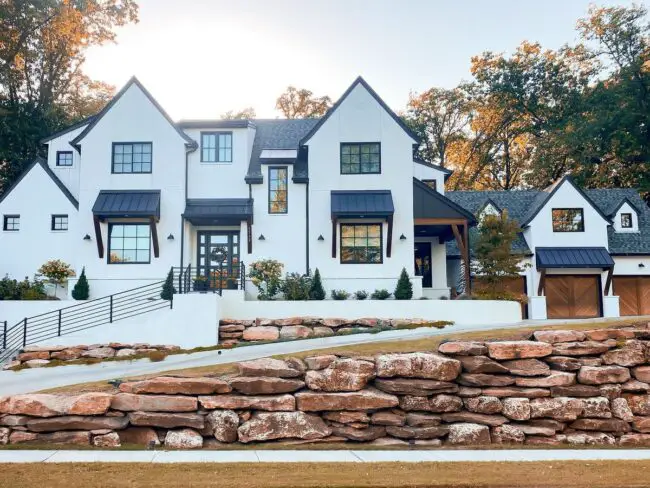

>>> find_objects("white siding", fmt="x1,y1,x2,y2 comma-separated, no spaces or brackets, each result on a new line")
45,125,87,200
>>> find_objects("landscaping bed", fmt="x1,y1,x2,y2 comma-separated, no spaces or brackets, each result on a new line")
2,322,650,449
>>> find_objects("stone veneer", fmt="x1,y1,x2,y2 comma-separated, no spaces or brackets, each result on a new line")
3,324,650,448
219,317,450,345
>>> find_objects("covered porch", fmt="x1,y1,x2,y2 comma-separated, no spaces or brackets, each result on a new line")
412,179,476,298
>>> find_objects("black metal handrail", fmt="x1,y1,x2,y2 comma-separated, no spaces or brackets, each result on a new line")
172,262,246,296
0,280,171,364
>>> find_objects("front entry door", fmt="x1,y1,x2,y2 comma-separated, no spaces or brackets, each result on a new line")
197,231,240,289
414,242,432,288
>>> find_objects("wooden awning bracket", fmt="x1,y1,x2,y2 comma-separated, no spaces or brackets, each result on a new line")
149,216,159,258
93,215,104,259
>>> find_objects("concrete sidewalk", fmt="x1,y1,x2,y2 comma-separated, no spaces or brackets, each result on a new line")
0,316,636,396
2,449,650,463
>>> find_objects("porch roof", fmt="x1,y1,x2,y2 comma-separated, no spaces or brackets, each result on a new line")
183,198,253,225
413,178,476,223
92,190,160,220
331,190,394,218
536,247,614,269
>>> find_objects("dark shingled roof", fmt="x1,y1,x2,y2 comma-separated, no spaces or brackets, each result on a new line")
445,187,650,257
245,119,320,184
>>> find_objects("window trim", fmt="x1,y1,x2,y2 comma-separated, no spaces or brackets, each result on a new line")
551,208,585,233
620,213,633,229
200,131,233,163
268,166,288,214
56,151,73,167
107,222,152,265
3,214,20,232
51,214,68,231
340,142,381,175
111,142,153,174
340,222,383,264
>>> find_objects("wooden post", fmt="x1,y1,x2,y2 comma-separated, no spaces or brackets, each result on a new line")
537,269,547,296
386,215,393,258
150,217,159,258
93,215,104,259
604,267,614,295
331,219,337,258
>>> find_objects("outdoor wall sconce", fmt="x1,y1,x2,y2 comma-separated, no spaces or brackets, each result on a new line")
399,234,407,240
167,234,174,240
317,234,325,241
258,234,266,241
83,234,91,240
640,263,646,268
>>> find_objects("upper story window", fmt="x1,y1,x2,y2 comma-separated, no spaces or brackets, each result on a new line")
51,214,68,231
340,223,382,264
422,179,437,191
621,213,633,229
108,223,151,264
3,215,19,231
341,143,380,174
56,151,73,167
552,208,584,232
112,143,152,174
268,167,288,214
201,132,232,163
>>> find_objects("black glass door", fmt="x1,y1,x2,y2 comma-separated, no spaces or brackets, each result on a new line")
414,242,432,288
197,231,240,289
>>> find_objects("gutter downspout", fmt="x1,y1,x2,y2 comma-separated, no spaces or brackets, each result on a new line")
305,180,310,275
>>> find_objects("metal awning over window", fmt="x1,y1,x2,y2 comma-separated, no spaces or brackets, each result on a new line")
331,190,394,218
92,190,161,220
330,190,394,259
536,247,614,269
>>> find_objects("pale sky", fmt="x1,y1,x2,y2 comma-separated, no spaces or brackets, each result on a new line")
82,0,639,120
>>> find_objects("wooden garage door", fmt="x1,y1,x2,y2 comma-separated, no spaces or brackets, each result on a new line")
474,276,528,318
614,276,650,316
546,275,601,319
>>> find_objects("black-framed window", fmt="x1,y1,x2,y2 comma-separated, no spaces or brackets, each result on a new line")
552,208,584,232
621,213,633,228
112,142,152,173
341,143,381,174
108,223,151,264
340,223,382,264
3,215,19,231
56,151,73,167
268,166,288,214
201,132,232,162
51,214,68,231
422,179,437,191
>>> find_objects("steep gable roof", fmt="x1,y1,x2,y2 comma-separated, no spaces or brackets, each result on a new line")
70,76,196,149
40,115,96,144
414,157,453,181
298,76,420,146
0,157,78,209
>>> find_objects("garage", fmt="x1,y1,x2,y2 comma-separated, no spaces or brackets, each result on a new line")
613,276,650,316
545,275,602,319
536,247,614,320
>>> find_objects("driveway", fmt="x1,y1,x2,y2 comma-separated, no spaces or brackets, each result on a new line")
0,316,639,396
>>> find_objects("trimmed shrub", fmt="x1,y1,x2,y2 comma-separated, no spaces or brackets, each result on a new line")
160,268,175,300
72,267,90,300
331,289,350,300
394,267,413,300
0,275,47,300
308,268,326,300
249,259,284,300
282,272,311,300
371,289,391,300
354,290,368,300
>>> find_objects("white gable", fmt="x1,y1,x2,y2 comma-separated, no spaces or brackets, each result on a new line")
613,201,639,233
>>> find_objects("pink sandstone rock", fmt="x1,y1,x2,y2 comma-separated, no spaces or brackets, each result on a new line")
530,397,584,421
611,398,634,422
463,396,502,415
238,358,303,378
17,351,49,361
242,326,280,341
229,377,305,395
486,341,552,360
375,353,461,381
438,341,487,356
26,415,128,432
399,394,463,413
164,428,203,449
119,376,232,395
532,330,586,343
305,358,375,392
199,394,295,411
110,393,197,412
491,424,525,444
93,432,121,447
447,423,491,444
502,398,531,421
515,372,576,388
601,341,646,367
117,427,160,446
577,366,631,385
206,410,239,443
632,366,650,383
501,359,550,377
296,389,398,412
551,341,613,356
0,393,112,417
128,412,205,429
238,412,331,443
581,397,612,419
458,356,509,374
81,347,115,359
585,329,635,341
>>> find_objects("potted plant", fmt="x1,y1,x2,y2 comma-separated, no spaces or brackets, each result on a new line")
193,275,208,292
226,274,238,290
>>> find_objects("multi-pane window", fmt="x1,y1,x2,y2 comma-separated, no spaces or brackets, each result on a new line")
341,143,381,174
201,132,232,162
422,179,437,191
621,213,633,228
269,167,288,214
108,224,151,264
112,143,152,173
56,151,73,167
340,224,382,264
3,215,19,231
51,214,68,231
552,208,584,232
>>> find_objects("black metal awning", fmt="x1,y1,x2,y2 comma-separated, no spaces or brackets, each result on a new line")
92,190,161,220
331,190,394,218
183,199,253,226
536,247,615,269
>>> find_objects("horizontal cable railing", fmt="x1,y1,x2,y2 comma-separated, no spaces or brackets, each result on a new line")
0,280,171,364
172,262,246,296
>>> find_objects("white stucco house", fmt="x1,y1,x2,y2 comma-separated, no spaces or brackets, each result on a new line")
0,76,648,321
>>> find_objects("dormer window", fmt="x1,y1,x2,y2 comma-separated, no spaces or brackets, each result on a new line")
621,213,633,229
201,132,232,163
552,208,584,232
341,143,380,174
56,151,73,167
